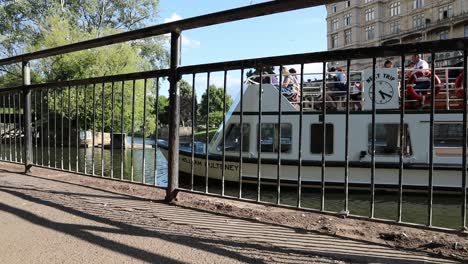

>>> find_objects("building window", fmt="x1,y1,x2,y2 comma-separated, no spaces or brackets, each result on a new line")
332,5,337,13
310,124,334,154
439,30,449,40
345,30,352,45
413,0,423,9
259,123,292,153
331,34,338,48
365,25,375,40
217,124,250,152
344,13,352,26
412,14,424,29
438,5,453,20
368,124,411,155
331,18,339,31
390,20,400,34
390,2,401,16
365,8,375,21
346,1,351,8
465,25,468,37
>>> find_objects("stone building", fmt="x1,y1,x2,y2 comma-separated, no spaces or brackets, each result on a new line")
326,0,468,70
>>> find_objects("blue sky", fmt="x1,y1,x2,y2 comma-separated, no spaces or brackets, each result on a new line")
155,0,328,97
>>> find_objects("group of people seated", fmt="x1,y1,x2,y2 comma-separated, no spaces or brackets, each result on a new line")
257,53,433,109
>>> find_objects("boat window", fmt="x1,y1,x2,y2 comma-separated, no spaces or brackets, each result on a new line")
310,124,334,154
434,123,463,147
368,124,411,155
259,123,292,153
217,124,250,152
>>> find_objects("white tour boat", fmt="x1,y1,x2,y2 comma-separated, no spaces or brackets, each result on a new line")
159,67,467,192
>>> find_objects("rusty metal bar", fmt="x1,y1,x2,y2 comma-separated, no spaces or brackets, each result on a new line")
0,0,341,66
22,61,32,172
398,55,406,223
166,31,181,201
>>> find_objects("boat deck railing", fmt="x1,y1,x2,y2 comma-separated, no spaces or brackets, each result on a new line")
247,66,465,111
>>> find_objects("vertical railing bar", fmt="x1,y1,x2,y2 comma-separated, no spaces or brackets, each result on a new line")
191,74,196,191
47,88,50,167
344,59,351,214
53,88,56,167
76,86,80,173
22,60,32,172
321,62,326,211
130,79,136,182
166,31,181,201
398,55,406,223
205,72,210,194
277,65,282,205
110,81,115,179
428,52,435,227
68,86,72,170
13,92,16,162
18,91,22,163
371,57,376,219
222,70,227,196
84,85,88,175
2,95,4,161
257,69,263,203
297,63,304,208
34,92,37,164
60,88,64,170
40,90,43,166
142,78,148,184
462,48,467,230
239,68,245,199
101,82,105,177
92,83,96,175
154,78,159,186
120,80,125,181
8,93,12,162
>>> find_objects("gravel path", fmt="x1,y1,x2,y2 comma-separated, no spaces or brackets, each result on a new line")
0,163,461,263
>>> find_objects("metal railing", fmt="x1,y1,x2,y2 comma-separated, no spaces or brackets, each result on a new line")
0,0,467,232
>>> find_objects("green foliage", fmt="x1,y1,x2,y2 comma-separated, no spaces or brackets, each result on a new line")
0,1,169,136
154,95,169,126
246,66,275,77
199,85,233,128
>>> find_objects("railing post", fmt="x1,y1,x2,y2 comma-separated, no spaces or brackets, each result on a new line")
22,61,33,173
166,30,181,202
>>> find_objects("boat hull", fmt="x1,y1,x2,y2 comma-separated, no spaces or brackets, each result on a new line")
159,147,466,192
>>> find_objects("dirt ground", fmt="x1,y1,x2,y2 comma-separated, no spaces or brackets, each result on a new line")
2,162,467,263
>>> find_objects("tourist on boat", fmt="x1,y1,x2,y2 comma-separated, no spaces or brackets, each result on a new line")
411,54,429,70
384,60,394,68
281,67,300,102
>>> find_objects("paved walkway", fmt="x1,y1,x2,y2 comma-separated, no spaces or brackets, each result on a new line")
0,165,460,264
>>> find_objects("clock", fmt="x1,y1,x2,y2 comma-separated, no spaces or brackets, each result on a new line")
368,80,394,104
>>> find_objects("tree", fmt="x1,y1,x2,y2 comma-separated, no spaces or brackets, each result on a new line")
29,15,160,134
179,80,197,127
0,0,168,88
246,66,275,78
199,85,233,128
153,95,169,126
0,1,170,135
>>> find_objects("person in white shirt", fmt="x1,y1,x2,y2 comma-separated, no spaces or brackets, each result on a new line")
411,54,429,70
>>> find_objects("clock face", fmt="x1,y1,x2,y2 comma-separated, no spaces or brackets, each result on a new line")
368,80,394,104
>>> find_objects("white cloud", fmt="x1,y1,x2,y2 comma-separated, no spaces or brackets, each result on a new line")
164,13,183,23
163,13,201,48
